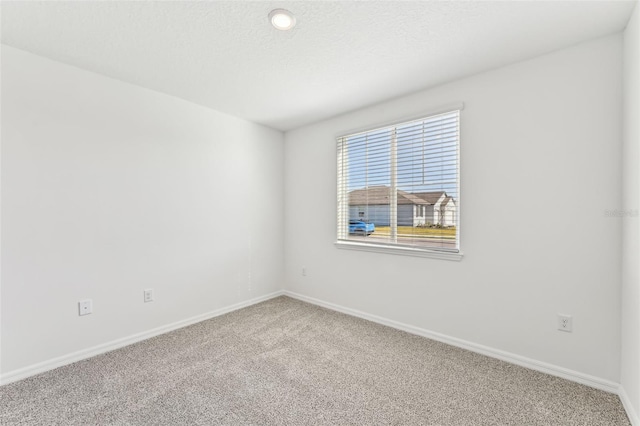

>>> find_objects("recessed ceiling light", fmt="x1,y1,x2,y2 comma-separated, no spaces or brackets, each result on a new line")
269,9,296,31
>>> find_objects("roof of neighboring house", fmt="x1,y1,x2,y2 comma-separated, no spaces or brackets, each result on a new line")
441,196,456,208
349,186,419,205
412,191,446,204
348,186,453,206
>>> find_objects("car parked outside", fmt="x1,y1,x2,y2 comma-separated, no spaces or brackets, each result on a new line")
349,220,375,236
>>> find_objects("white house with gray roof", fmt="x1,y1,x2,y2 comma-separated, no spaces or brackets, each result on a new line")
348,186,457,227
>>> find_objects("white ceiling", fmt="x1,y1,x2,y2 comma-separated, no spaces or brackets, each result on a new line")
1,1,636,131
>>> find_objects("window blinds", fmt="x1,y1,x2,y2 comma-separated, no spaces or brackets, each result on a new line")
337,110,460,252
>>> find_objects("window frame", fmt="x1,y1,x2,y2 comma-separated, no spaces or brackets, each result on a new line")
335,103,464,261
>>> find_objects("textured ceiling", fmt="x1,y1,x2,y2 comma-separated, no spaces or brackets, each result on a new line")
1,1,636,131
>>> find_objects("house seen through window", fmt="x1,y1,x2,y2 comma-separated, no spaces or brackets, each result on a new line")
337,109,460,252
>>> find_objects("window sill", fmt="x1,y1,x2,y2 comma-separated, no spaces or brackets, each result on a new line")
334,240,463,261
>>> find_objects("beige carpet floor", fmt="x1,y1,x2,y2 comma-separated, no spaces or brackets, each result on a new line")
0,296,631,425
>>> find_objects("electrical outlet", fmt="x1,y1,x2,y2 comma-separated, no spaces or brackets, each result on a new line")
557,314,572,332
78,299,93,316
144,289,154,303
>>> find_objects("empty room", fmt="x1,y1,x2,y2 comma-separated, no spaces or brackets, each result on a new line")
1,1,639,425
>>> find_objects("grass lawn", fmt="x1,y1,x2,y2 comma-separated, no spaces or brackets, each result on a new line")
374,226,456,238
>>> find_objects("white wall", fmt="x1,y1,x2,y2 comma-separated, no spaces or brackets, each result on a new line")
284,35,623,382
0,46,284,375
622,3,640,422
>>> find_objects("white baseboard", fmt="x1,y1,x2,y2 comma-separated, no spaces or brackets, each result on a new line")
0,290,284,386
619,385,640,426
283,291,621,395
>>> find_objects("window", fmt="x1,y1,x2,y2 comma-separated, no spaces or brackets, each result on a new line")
337,109,460,257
